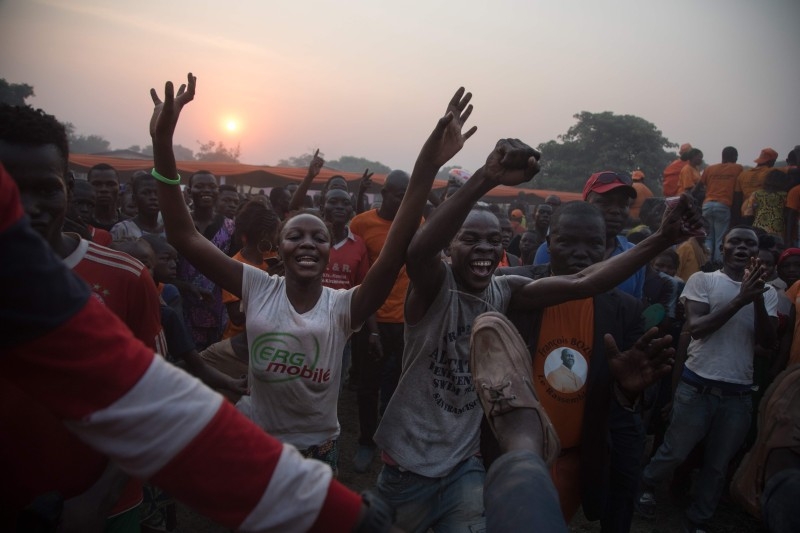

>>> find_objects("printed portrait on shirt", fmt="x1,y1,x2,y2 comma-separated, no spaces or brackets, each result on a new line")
543,347,587,393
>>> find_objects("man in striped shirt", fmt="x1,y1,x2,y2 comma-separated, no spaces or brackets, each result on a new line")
0,103,166,527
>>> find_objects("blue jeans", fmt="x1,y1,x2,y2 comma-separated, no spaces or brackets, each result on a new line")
376,456,485,533
762,468,800,533
702,201,730,263
357,322,402,446
602,401,645,533
485,450,567,532
642,381,752,525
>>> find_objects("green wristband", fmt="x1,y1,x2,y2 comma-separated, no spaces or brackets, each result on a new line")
151,168,181,186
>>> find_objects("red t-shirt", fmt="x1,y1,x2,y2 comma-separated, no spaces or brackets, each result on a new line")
323,229,370,290
4,238,165,517
88,224,113,246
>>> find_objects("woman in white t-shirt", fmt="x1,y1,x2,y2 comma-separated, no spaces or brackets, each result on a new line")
149,73,477,468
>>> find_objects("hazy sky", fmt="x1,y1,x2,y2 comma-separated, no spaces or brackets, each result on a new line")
2,0,799,175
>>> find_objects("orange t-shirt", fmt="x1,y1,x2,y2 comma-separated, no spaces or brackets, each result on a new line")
677,164,701,195
350,209,420,323
222,249,276,338
630,181,654,219
700,162,743,207
533,298,594,449
662,159,688,197
735,166,781,205
786,184,800,212
786,281,800,367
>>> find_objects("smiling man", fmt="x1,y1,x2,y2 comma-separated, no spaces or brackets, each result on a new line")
373,141,697,532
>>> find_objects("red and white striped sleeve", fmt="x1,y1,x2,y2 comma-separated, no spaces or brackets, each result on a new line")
0,165,363,532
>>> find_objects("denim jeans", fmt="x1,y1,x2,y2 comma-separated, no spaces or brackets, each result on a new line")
376,456,485,533
485,450,567,532
762,468,800,533
357,322,403,446
642,381,752,525
602,401,645,533
702,201,730,263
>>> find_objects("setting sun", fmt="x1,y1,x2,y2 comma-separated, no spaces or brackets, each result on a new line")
225,119,238,133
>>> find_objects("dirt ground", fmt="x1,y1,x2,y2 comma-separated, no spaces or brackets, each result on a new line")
176,387,765,532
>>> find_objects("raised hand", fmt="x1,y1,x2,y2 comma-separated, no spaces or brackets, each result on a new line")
150,72,197,141
307,149,325,179
658,194,704,244
606,328,675,395
483,138,541,187
358,169,375,192
418,87,477,169
739,257,770,303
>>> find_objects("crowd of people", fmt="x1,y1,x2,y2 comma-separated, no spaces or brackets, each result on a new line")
2,73,799,533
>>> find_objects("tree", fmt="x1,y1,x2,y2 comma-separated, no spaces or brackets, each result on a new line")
530,111,677,192
0,78,34,106
327,155,391,174
277,153,392,174
140,144,194,161
277,152,321,168
195,140,240,163
63,122,111,154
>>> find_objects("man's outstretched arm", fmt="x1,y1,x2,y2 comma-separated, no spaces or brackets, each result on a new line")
0,164,369,533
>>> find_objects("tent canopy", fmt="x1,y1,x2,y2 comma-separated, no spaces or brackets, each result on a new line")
68,154,582,202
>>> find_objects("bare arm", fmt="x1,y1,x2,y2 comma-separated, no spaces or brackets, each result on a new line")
405,139,540,323
349,88,477,327
150,74,244,298
181,349,247,395
288,150,324,212
509,195,703,310
684,262,772,341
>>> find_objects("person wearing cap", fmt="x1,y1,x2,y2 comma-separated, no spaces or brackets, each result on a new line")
699,147,743,263
509,207,526,236
733,148,780,225
533,171,645,300
662,143,693,197
630,170,654,222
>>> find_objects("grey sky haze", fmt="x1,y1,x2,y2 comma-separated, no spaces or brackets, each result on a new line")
2,0,798,177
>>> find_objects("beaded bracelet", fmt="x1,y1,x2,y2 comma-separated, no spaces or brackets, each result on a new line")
151,167,181,186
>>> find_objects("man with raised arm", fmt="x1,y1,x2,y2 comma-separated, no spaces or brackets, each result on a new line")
373,135,701,531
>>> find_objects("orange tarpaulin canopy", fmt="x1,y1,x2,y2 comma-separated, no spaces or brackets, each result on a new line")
68,154,582,202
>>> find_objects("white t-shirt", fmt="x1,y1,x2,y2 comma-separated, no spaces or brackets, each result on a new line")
238,264,358,449
681,270,778,384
